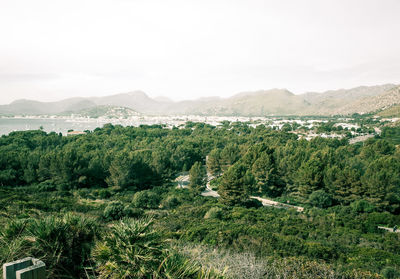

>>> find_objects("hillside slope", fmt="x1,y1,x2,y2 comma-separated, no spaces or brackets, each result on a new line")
0,84,398,116
0,98,96,115
188,89,311,116
377,104,400,118
60,105,141,118
336,86,400,115
90,91,169,114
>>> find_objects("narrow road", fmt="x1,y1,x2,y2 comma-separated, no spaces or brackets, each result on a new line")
250,196,304,212
175,174,189,189
378,226,400,233
201,174,220,197
177,172,304,212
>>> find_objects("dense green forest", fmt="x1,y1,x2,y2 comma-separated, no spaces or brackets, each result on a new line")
1,123,400,278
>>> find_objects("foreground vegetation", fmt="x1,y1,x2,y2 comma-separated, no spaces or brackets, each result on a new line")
1,122,400,278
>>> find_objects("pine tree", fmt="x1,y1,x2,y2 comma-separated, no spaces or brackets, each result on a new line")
252,152,282,196
207,148,222,177
106,154,131,189
218,163,253,206
362,156,400,211
189,161,207,194
220,144,240,171
295,151,327,198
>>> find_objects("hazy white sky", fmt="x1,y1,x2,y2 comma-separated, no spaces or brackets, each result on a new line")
0,0,399,104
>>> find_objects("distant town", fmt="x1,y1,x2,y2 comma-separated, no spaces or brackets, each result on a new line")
1,113,398,144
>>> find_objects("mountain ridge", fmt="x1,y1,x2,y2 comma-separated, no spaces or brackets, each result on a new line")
1,84,398,116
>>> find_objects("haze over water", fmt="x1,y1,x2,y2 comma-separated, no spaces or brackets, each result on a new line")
0,118,178,135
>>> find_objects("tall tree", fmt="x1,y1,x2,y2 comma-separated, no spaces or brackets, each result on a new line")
295,150,327,198
106,153,131,189
362,156,400,212
218,163,253,206
252,152,282,196
220,144,240,171
189,161,207,194
207,148,222,177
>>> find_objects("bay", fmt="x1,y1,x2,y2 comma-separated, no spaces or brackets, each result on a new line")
0,117,174,136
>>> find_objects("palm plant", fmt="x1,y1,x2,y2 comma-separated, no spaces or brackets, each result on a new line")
157,251,224,279
157,252,202,279
92,218,225,279
92,218,165,278
0,219,30,263
0,213,99,279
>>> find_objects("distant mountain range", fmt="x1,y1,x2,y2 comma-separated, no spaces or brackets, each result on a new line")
1,84,399,117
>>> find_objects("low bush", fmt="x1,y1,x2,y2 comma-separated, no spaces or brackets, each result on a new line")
123,205,144,218
381,266,400,279
103,201,125,221
36,180,56,192
161,195,180,209
204,207,224,220
351,200,375,213
132,190,161,209
98,189,112,199
309,190,333,208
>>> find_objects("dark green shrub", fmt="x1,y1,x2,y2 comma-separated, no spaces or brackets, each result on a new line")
281,225,299,236
98,189,112,199
123,205,144,218
243,198,263,209
309,190,333,208
351,199,375,213
56,191,73,197
77,188,91,199
132,190,160,209
103,201,125,221
382,266,400,279
36,180,56,192
161,196,180,209
304,242,336,261
57,182,72,191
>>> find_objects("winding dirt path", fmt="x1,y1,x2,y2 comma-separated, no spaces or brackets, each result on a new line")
250,196,303,212
201,174,220,197
176,172,304,212
378,226,400,233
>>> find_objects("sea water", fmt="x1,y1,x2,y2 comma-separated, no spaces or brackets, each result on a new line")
0,118,115,136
